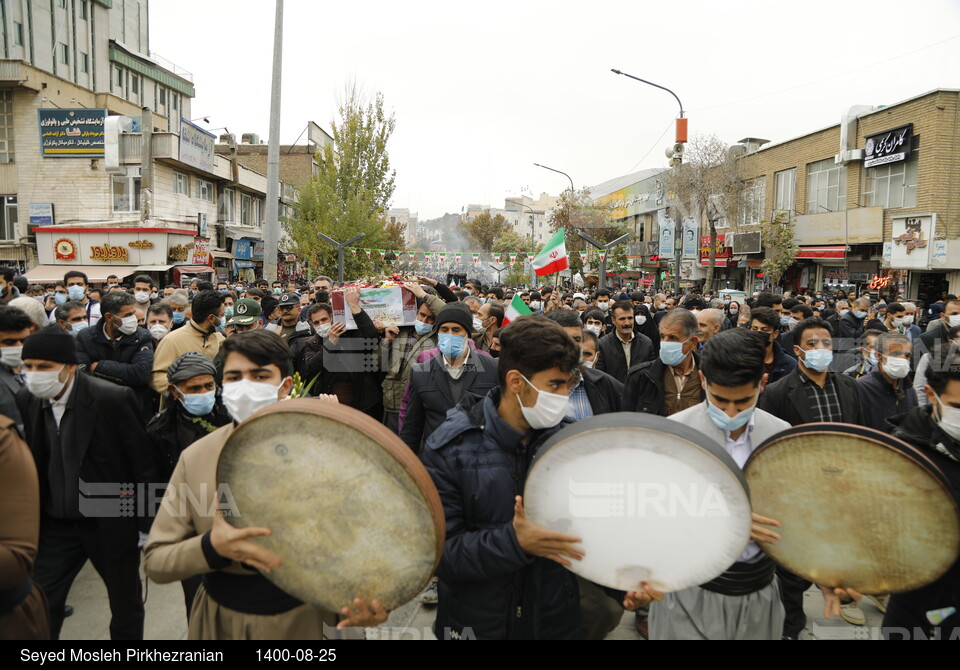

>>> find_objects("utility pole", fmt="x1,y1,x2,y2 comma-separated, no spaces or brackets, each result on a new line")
318,232,365,284
262,0,284,283
578,232,631,291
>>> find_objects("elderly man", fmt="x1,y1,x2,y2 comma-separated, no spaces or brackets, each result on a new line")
697,308,725,345
857,332,917,432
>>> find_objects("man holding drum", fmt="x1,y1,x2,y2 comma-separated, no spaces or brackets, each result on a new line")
421,316,584,639
145,331,386,639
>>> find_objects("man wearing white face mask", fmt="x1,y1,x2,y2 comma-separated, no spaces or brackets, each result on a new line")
758,317,865,637
915,298,960,363
19,324,154,640
421,316,584,639
145,330,387,638
856,332,917,432
76,291,156,419
60,271,101,327
0,305,31,434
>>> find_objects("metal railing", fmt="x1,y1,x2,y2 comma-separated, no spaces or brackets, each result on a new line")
148,51,193,81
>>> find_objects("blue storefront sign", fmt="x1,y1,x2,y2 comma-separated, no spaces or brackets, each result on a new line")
38,108,107,157
234,239,253,260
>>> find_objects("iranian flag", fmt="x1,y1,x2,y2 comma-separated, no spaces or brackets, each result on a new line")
509,252,518,264
472,253,481,264
502,293,533,326
407,251,416,261
493,253,501,263
363,248,372,258
455,252,463,263
533,229,568,276
579,251,588,264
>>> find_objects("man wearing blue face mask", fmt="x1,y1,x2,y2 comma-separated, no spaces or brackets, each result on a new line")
622,309,704,416
380,281,448,433
146,352,232,619
399,302,498,453
60,271,101,328
636,328,790,639
758,316,864,638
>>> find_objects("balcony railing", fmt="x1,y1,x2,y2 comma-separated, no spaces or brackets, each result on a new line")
148,52,193,82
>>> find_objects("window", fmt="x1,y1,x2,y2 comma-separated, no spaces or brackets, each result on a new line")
806,158,847,213
0,91,15,163
255,199,263,226
174,172,189,195
172,94,178,111
773,168,796,216
112,176,141,212
116,67,124,88
130,76,139,95
195,179,213,203
80,1,89,20
240,193,252,225
0,196,17,242
159,89,166,106
864,138,919,209
58,44,69,65
57,0,66,8
219,188,235,222
740,177,765,225
13,23,23,46
80,52,89,73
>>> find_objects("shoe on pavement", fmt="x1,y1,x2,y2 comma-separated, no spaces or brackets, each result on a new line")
840,600,866,626
418,579,438,606
865,594,889,614
634,612,649,639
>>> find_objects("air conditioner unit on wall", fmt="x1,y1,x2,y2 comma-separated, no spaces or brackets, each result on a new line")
732,232,762,255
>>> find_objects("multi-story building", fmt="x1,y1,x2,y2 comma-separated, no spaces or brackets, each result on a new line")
384,207,419,246
728,88,960,301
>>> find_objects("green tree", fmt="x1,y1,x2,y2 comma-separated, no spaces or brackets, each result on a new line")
284,87,398,279
460,212,511,253
759,212,800,287
549,188,625,276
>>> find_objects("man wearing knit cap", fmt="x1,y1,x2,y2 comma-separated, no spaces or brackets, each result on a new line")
146,351,231,618
399,302,498,453
17,325,154,640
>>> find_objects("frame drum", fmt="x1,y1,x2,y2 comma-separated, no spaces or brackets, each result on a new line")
523,413,753,592
745,423,960,593
216,399,445,611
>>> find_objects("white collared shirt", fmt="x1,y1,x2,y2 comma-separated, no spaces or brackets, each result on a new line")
50,374,77,428
723,411,761,561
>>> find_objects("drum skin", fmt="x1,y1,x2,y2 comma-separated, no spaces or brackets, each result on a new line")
524,412,753,593
745,423,960,594
216,398,445,612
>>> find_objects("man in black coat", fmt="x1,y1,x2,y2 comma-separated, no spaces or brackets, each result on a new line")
400,303,498,453
547,309,623,418
595,300,654,384
914,299,960,362
0,305,32,435
75,290,156,419
622,309,704,417
756,316,863,639
18,325,155,640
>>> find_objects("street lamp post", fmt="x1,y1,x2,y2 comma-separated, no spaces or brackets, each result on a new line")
578,231,631,291
611,68,687,293
317,232,365,284
506,199,539,287
533,163,575,194
490,264,509,284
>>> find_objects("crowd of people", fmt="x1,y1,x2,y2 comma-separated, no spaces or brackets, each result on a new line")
1,263,958,641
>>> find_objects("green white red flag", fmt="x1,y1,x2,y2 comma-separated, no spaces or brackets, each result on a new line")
533,229,568,276
502,293,533,326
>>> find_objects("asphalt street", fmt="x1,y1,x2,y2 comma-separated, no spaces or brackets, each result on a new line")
58,561,886,640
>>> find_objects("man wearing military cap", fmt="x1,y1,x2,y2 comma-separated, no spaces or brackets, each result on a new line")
226,298,263,334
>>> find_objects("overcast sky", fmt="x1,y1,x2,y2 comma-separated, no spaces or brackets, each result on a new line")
150,0,960,220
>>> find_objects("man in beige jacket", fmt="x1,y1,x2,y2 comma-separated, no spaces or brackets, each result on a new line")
151,291,225,404
144,330,386,639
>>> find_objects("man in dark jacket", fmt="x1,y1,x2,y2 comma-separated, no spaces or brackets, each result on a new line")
757,316,864,638
749,307,797,384
547,309,623,418
595,300,654,384
19,325,154,640
857,332,917,432
622,309,704,417
0,305,31,435
75,290,156,419
884,351,960,640
915,299,960,362
839,297,870,340
422,315,583,639
400,303,498,453
146,352,232,618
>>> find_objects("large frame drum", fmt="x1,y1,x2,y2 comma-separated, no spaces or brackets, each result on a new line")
745,423,960,593
524,413,753,592
217,399,445,611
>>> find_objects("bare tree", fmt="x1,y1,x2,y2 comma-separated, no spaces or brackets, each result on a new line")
667,134,744,293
